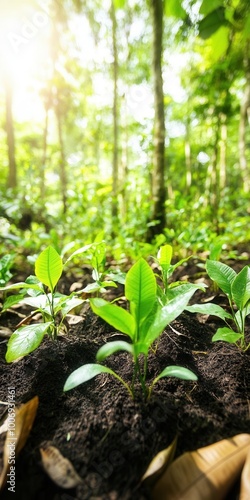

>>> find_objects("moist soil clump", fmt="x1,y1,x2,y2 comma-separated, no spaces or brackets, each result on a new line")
0,286,250,499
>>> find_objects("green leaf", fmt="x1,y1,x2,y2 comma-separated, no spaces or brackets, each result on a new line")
20,295,49,310
35,246,63,291
90,298,135,339
186,303,233,321
96,341,134,361
154,365,198,385
198,7,226,39
125,258,156,329
113,0,126,9
209,26,230,61
231,266,250,310
63,243,94,265
167,283,206,301
60,296,85,316
206,260,236,297
2,293,26,311
199,0,224,16
144,288,199,347
0,282,42,292
157,245,173,266
63,363,118,391
165,0,186,19
212,327,243,344
6,322,52,362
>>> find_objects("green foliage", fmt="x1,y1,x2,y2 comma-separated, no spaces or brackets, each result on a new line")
0,245,88,361
0,254,15,286
186,260,250,351
156,244,193,303
64,257,202,399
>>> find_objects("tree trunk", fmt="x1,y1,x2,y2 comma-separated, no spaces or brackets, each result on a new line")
147,0,166,240
219,113,227,191
40,108,49,200
56,106,68,214
239,43,250,193
185,117,192,193
111,0,119,223
4,77,17,189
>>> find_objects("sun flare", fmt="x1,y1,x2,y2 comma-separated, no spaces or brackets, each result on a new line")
0,2,52,122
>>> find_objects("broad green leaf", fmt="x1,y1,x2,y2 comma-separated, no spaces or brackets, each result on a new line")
186,303,233,321
0,282,42,292
113,0,125,9
125,258,156,328
212,327,242,344
35,246,63,291
198,7,226,39
167,283,206,301
165,0,186,19
60,296,85,316
6,322,52,362
21,294,49,309
199,0,224,16
206,260,236,297
63,243,94,265
209,26,230,61
157,245,172,266
2,293,26,311
63,363,118,391
154,366,198,385
96,341,134,362
90,298,135,339
144,288,199,347
231,266,250,310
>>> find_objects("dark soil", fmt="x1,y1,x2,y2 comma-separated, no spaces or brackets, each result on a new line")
0,260,250,500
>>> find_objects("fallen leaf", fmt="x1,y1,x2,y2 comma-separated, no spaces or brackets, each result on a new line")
66,314,84,325
141,436,177,486
152,433,250,500
0,395,39,490
0,327,12,338
0,419,8,435
240,447,250,500
40,445,83,489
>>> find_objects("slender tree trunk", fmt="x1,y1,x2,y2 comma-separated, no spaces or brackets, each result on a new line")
40,108,49,200
185,118,192,193
56,106,67,214
4,77,17,189
111,0,119,223
205,118,220,230
147,0,166,240
219,113,227,191
120,96,129,222
239,43,250,192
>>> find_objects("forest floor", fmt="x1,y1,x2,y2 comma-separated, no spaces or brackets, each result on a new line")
0,255,250,500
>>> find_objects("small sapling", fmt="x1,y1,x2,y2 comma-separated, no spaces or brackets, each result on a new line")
64,257,204,399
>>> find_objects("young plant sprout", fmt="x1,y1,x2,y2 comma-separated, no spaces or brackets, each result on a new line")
64,257,204,399
186,260,250,351
0,239,123,363
156,244,193,305
0,246,85,362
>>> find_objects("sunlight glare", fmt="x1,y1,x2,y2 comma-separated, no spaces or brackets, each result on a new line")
0,1,52,122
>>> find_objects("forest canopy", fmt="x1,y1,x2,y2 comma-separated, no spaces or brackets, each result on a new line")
0,0,250,261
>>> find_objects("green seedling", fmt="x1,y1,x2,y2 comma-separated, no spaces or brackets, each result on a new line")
186,259,250,351
64,258,204,399
1,246,85,362
65,238,125,295
156,244,193,305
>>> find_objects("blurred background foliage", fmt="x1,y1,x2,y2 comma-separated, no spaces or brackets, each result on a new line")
0,0,250,266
